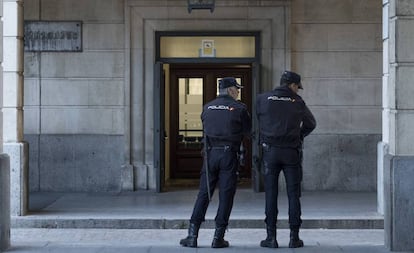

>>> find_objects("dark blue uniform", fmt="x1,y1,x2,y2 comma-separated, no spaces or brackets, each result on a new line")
190,94,251,228
256,85,316,230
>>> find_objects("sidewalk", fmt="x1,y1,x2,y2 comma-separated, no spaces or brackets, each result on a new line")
4,189,406,253
12,189,383,229
9,228,411,253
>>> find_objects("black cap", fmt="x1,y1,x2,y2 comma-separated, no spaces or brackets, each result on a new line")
281,71,303,89
219,77,243,89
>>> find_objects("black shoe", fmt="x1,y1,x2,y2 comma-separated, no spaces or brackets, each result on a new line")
212,238,229,248
289,238,304,248
180,223,199,248
211,227,229,248
180,236,197,248
260,226,278,248
288,229,304,248
260,238,279,248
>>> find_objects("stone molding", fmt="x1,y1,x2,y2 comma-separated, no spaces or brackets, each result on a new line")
4,142,28,216
124,0,290,190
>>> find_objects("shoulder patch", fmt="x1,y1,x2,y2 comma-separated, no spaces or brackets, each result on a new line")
267,96,295,102
207,105,235,111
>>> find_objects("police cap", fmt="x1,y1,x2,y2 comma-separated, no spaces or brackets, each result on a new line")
219,77,243,89
281,71,303,89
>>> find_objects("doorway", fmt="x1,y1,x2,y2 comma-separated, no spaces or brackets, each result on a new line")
168,64,253,184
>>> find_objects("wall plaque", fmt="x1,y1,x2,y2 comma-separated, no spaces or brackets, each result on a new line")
24,21,82,52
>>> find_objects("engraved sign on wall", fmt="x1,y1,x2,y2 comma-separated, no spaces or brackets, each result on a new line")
24,21,82,52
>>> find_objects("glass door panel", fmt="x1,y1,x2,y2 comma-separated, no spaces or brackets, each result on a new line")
178,78,203,149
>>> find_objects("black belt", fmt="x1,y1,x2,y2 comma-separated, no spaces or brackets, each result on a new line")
209,145,238,152
262,143,298,150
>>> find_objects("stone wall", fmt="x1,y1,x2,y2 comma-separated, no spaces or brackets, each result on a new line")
292,0,382,191
23,0,125,192
22,0,383,192
1,1,11,250
0,155,10,251
0,0,2,152
25,134,123,192
383,0,414,251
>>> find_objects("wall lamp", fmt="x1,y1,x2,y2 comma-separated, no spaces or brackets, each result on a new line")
188,0,215,13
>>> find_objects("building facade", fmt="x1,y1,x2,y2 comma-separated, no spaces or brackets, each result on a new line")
2,0,414,251
1,0,11,250
22,0,382,193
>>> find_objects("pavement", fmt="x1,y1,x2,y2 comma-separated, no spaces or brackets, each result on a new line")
12,189,383,229
4,188,411,253
8,228,406,253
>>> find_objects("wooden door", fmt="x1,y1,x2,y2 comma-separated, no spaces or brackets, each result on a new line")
169,64,252,179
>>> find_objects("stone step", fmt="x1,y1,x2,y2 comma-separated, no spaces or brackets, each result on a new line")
16,190,383,230
12,217,383,229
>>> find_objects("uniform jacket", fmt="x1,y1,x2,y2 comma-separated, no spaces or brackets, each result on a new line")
256,85,316,148
202,95,251,145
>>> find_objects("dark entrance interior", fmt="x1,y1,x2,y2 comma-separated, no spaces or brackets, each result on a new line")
168,64,253,182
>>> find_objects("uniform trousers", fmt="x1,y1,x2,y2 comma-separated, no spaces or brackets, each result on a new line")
262,145,302,229
190,148,238,228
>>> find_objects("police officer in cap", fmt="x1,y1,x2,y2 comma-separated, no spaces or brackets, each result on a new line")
180,77,251,248
256,70,316,248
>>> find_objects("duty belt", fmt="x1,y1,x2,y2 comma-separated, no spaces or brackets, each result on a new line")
209,145,238,152
262,143,270,148
262,142,298,150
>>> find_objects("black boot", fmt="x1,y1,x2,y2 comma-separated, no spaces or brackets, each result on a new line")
260,226,278,248
180,223,199,248
211,227,229,248
289,229,304,248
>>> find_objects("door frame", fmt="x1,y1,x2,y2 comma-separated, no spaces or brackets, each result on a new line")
154,31,262,192
154,62,166,192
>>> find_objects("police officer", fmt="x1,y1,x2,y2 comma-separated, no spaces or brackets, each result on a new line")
180,77,251,248
256,71,316,248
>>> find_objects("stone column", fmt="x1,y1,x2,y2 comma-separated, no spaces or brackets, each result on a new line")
0,155,10,251
1,0,12,251
382,0,414,251
3,0,28,216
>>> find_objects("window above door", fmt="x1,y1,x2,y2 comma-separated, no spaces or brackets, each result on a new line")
160,36,255,58
156,31,260,63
